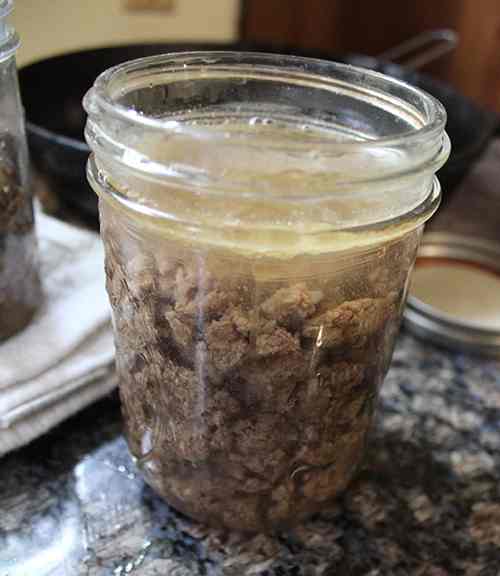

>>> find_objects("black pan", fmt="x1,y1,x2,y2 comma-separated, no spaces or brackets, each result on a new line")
19,42,498,225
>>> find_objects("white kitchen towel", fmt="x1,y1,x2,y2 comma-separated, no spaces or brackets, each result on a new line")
0,372,118,457
0,212,116,456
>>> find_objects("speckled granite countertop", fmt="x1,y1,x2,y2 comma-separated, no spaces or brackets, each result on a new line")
1,330,499,576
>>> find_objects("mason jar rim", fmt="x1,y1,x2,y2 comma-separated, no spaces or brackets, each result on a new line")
85,51,450,239
85,50,447,154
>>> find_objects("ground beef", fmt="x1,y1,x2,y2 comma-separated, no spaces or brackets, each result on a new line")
101,209,419,532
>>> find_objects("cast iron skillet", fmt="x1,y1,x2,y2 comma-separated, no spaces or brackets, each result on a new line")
18,42,499,226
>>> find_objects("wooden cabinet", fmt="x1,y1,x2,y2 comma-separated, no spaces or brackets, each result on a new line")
241,0,500,112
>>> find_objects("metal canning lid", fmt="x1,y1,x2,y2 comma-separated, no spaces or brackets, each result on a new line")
404,233,500,357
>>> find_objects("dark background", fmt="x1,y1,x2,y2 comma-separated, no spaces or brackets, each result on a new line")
241,0,500,112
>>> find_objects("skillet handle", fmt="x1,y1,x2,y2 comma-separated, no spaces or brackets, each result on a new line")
378,29,459,71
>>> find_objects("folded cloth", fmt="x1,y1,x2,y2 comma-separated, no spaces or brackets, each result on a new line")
0,212,116,456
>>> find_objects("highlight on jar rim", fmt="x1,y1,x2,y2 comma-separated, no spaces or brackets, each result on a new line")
0,0,18,57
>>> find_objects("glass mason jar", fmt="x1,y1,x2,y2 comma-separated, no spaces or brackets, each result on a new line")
84,52,449,532
0,0,40,341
